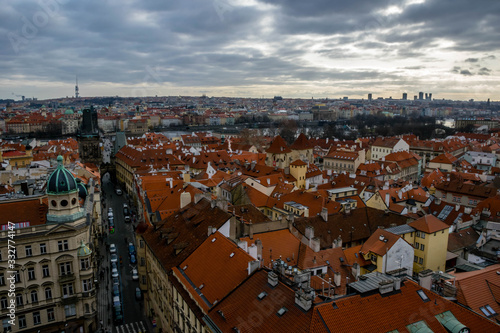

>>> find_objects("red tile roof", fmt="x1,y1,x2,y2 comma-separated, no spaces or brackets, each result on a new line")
173,231,254,312
447,227,479,252
409,214,449,233
289,132,313,150
0,196,48,227
453,264,500,322
208,269,313,332
266,135,291,154
360,228,403,256
240,229,301,267
430,152,458,164
310,280,500,332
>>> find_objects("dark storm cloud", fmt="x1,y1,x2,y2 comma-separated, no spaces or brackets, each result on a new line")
0,0,499,99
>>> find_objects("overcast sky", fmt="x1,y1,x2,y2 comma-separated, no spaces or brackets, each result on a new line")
1,0,499,101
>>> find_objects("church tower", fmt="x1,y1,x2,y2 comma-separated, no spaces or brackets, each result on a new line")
77,106,102,164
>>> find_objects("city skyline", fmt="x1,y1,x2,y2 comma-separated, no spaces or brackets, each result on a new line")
1,0,499,101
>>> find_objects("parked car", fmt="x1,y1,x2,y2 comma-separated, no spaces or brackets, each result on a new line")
115,188,122,195
112,284,120,297
110,243,116,254
130,254,137,264
132,268,139,281
110,254,118,263
111,262,117,271
111,268,119,278
128,243,136,256
112,277,119,286
135,287,142,300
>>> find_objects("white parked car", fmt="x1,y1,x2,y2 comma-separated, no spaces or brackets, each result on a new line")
132,269,139,281
111,268,119,278
110,243,116,254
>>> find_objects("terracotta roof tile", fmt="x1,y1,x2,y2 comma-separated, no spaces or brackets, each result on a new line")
409,214,451,233
289,133,313,150
266,135,291,154
174,231,254,312
311,280,500,332
447,227,479,252
0,196,48,227
208,270,313,332
360,228,403,256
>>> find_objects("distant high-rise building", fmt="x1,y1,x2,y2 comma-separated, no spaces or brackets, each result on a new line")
414,95,417,100
428,93,432,100
402,93,407,100
368,93,372,101
75,76,79,98
419,92,424,100
425,93,428,100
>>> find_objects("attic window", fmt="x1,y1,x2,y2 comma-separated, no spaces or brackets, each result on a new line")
257,291,268,300
417,289,430,302
182,265,188,270
276,307,288,317
212,238,216,243
230,252,235,258
485,305,497,316
199,284,204,290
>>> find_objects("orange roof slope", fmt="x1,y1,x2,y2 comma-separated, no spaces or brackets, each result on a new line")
409,214,449,233
310,280,500,333
266,135,291,154
240,229,301,267
453,264,500,321
174,231,254,312
360,228,402,256
0,196,48,227
208,270,313,332
430,152,458,164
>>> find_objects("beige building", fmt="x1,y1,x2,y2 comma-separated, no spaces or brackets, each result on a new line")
0,156,100,332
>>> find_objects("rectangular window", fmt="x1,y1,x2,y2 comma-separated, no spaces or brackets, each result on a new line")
16,294,23,306
0,273,4,286
47,308,55,322
28,267,35,280
59,262,72,275
140,240,144,248
420,244,425,251
62,283,74,298
414,256,418,263
14,270,20,283
42,265,50,277
142,275,146,285
80,258,90,270
64,304,76,317
33,311,41,325
25,245,32,257
18,315,26,328
58,240,69,251
421,233,425,239
415,242,420,249
140,257,146,267
82,279,92,292
40,243,47,254
419,257,423,265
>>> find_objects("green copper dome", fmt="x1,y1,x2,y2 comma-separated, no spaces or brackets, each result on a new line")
47,155,78,194
77,240,92,257
65,109,74,115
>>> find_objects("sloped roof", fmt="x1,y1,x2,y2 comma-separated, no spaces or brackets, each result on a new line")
240,229,300,267
409,214,449,233
453,264,500,321
310,280,500,333
0,195,48,227
294,207,411,249
207,269,313,332
139,198,232,274
360,228,403,256
290,132,313,150
430,152,458,164
266,135,291,154
173,231,254,312
290,159,307,166
448,227,479,252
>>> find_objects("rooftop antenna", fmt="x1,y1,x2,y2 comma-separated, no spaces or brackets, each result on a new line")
75,75,79,98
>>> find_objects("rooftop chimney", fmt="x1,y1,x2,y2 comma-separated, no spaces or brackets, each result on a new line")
379,280,394,294
180,192,191,209
295,287,315,312
418,269,433,290
305,226,314,240
320,207,328,222
248,260,260,275
310,237,320,253
333,271,341,287
268,271,279,287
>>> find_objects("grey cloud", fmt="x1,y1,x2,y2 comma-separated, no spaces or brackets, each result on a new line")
478,67,491,75
465,58,479,62
460,70,473,76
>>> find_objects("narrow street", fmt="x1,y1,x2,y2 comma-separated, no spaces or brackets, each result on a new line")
96,174,154,333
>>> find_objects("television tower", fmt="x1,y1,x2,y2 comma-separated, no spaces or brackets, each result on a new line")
75,76,79,98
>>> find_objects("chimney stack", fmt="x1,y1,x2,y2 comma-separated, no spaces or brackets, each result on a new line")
320,207,328,222
268,271,278,287
305,226,314,240
418,269,433,290
378,280,394,294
